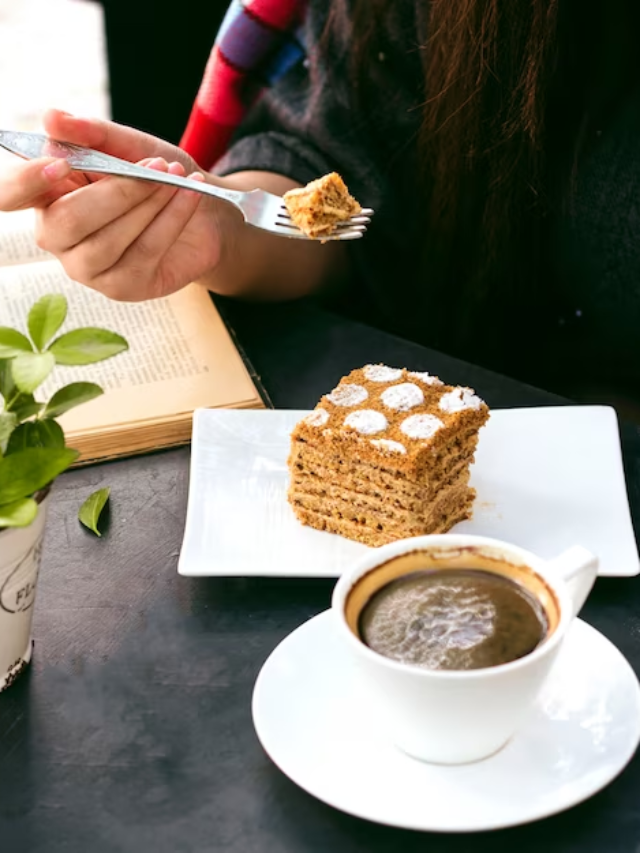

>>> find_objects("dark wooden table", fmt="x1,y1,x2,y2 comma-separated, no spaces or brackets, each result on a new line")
2,300,640,853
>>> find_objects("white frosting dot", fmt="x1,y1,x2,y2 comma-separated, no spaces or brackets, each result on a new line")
408,371,444,386
304,408,329,427
370,438,407,455
344,410,388,435
400,414,444,440
438,387,483,413
380,383,424,412
327,383,368,407
363,364,403,382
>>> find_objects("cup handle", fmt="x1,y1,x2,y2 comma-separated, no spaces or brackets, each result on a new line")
546,545,599,616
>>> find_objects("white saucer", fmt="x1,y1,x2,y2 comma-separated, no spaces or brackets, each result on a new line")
252,611,640,833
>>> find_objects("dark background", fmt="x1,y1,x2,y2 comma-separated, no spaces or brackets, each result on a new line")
95,0,229,144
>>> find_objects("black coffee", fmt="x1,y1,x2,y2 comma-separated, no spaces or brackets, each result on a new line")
358,569,548,671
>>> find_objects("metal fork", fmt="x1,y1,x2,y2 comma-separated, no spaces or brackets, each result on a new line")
0,130,372,241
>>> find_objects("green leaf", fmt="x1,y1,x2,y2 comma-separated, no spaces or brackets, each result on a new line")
6,420,65,455
11,351,55,394
78,487,110,537
0,497,38,528
1,373,42,418
0,327,33,357
11,399,43,421
0,359,15,399
0,447,78,504
49,328,128,365
0,364,40,420
28,294,67,351
0,412,17,454
43,382,103,419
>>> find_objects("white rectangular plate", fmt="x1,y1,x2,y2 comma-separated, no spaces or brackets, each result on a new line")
178,406,639,578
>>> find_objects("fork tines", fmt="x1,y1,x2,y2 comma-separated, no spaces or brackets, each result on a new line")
276,207,374,241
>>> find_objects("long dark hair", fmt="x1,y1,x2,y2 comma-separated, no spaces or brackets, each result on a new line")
327,0,640,355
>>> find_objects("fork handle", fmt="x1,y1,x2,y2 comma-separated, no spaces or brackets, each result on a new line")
78,158,247,209
0,128,249,211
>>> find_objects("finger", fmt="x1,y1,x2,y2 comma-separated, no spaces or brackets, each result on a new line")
167,161,187,177
42,108,193,170
81,156,158,186
61,166,186,284
91,170,205,300
0,157,76,211
124,169,205,268
37,157,173,253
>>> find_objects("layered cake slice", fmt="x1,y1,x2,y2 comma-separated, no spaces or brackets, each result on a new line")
283,172,361,238
287,365,490,546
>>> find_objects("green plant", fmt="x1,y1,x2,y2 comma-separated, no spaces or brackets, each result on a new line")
0,294,127,528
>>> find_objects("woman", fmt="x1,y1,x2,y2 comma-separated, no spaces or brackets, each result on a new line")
1,0,639,409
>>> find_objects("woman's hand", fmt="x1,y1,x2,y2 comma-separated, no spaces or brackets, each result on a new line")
0,109,346,304
0,109,232,301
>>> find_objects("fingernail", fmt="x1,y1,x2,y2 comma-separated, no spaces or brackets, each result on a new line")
43,160,71,181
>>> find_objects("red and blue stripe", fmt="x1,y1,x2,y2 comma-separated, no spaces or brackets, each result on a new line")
180,0,307,170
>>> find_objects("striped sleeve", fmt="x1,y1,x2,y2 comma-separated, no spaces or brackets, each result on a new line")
179,0,307,170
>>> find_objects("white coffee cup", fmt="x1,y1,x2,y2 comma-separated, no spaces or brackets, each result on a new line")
332,533,598,765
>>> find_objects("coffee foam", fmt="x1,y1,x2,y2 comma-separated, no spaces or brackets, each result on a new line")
344,547,560,643
360,575,498,669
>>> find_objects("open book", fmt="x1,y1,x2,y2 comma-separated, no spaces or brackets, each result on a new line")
0,209,266,464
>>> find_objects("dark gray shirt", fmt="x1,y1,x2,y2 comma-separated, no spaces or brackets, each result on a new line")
216,0,640,409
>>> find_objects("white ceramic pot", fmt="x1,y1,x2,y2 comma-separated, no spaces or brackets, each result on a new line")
0,490,50,692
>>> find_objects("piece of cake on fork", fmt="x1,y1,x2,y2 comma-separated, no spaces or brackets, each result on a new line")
287,365,490,546
283,172,361,238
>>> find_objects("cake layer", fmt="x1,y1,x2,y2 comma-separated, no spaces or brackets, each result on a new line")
289,479,473,537
289,439,477,500
290,488,475,547
291,425,478,481
289,463,471,515
289,427,478,482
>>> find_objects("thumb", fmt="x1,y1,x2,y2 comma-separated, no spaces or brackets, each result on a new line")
42,109,186,167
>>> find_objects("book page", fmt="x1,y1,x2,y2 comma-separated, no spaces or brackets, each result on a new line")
0,257,263,449
0,259,212,390
0,210,52,266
